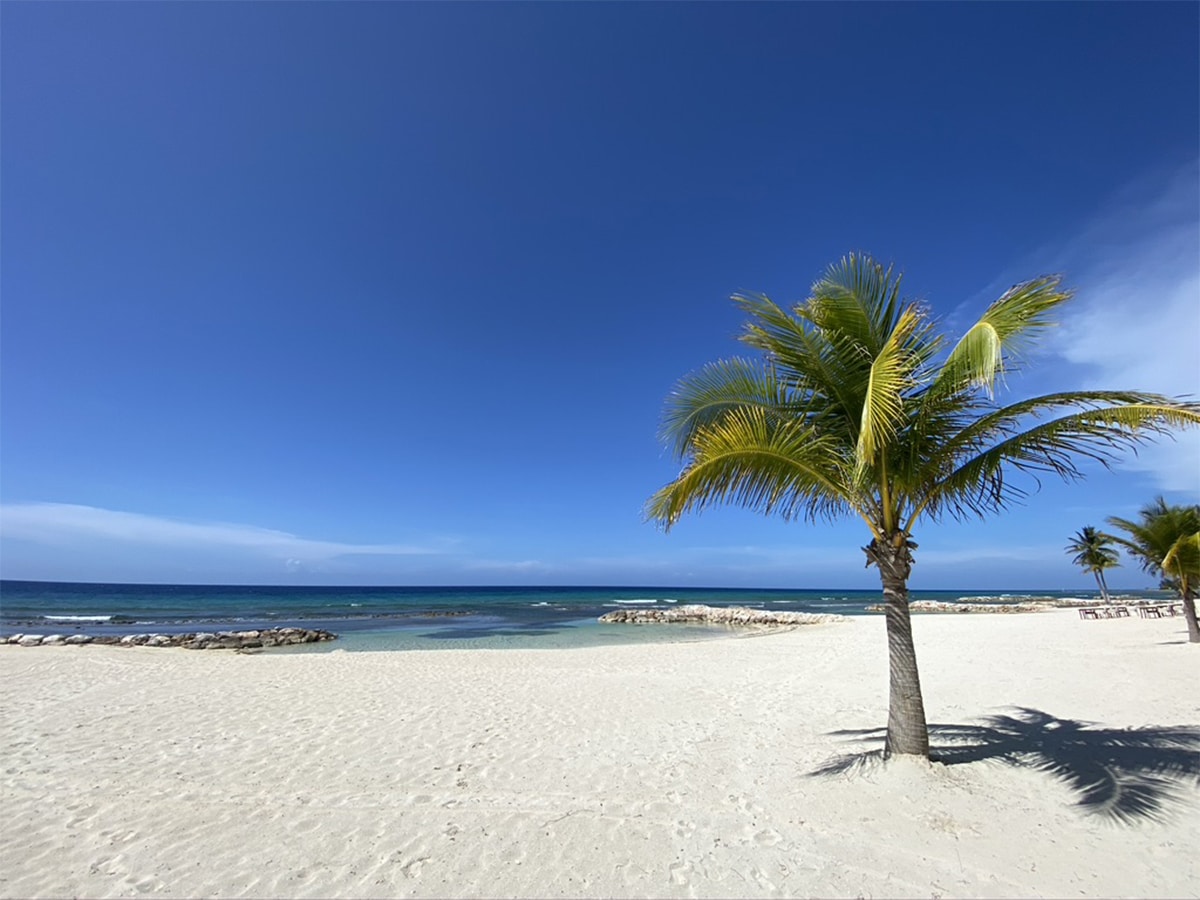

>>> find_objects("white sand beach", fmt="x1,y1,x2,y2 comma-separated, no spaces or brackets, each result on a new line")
2,608,1197,899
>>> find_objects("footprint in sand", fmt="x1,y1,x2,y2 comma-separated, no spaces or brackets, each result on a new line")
400,856,431,878
668,859,694,885
673,819,696,840
130,874,164,894
753,828,783,847
728,793,765,819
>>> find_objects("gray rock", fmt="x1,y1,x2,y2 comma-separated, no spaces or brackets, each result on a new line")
598,605,846,627
9,626,338,651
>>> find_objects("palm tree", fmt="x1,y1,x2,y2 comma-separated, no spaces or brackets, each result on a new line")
647,254,1200,758
1108,498,1200,642
1065,526,1120,602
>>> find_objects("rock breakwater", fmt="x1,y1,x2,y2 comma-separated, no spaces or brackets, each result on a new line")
2,627,337,650
599,604,845,626
865,600,1047,614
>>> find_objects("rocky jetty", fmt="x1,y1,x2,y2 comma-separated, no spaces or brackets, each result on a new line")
866,600,1047,614
940,596,1131,608
1,627,337,650
599,604,845,626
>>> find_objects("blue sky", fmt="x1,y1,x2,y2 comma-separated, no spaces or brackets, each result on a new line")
2,2,1197,590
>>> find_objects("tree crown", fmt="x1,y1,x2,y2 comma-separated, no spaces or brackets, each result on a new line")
649,254,1200,545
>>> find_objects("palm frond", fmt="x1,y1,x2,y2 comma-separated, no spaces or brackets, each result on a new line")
733,290,863,435
857,305,924,467
646,405,855,529
931,390,1189,468
1065,527,1120,570
1108,499,1200,578
1106,518,1164,576
934,276,1071,397
658,357,785,459
734,290,818,358
914,400,1200,523
1163,533,1200,581
806,253,905,355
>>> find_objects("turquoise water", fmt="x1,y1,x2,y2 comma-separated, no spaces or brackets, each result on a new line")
0,580,1129,652
277,619,740,654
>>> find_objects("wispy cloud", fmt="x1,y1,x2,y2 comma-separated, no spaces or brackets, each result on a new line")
1051,162,1200,494
462,558,558,574
958,161,1200,495
0,502,452,561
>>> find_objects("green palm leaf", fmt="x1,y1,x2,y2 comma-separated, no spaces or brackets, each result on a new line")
806,253,905,355
1110,498,1200,591
733,290,862,433
658,357,790,458
1163,533,1200,582
934,276,1071,396
915,401,1200,523
857,305,924,467
647,405,853,529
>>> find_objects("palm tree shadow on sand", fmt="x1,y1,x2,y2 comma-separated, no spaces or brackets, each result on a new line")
809,707,1200,825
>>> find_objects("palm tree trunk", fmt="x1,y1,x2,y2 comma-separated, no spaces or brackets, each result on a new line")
1181,583,1199,644
1094,569,1111,603
865,537,930,758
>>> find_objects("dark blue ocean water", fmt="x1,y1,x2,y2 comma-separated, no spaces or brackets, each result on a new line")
0,581,1115,652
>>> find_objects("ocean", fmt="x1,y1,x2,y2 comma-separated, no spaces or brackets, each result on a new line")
0,580,1125,652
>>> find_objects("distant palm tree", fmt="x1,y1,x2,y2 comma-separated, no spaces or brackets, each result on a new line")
1108,498,1200,643
1065,526,1120,602
648,254,1200,757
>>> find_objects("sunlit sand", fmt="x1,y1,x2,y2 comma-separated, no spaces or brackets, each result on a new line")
2,609,1196,899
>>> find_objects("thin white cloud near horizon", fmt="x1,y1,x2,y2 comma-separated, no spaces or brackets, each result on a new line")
0,502,453,562
0,500,1159,589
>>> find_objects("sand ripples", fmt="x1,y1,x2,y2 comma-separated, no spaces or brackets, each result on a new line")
2,613,1197,898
